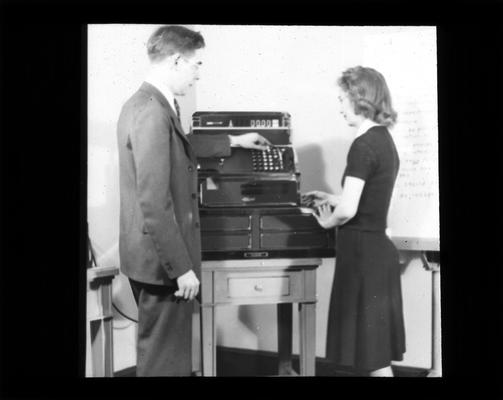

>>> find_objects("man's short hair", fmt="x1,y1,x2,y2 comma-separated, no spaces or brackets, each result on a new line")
147,25,205,63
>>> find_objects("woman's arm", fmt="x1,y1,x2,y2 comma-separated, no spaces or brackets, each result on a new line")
313,176,365,229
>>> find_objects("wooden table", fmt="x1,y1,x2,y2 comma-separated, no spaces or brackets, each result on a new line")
86,266,119,377
200,258,321,376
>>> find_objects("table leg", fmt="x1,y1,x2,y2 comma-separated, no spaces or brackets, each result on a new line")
89,317,114,377
277,303,296,375
201,305,216,376
103,317,114,377
298,302,316,376
87,274,117,377
90,319,104,377
428,268,442,377
192,304,202,375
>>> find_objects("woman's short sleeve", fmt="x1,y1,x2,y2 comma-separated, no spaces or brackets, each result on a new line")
345,139,377,181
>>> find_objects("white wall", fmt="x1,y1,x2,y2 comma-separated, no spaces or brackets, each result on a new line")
88,23,204,373
88,24,438,372
362,27,439,244
88,23,154,373
195,24,435,368
88,23,197,249
194,25,362,359
88,24,156,250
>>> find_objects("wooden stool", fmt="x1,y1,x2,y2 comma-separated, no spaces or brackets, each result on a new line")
86,266,119,377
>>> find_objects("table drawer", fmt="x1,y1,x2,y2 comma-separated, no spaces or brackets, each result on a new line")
201,232,252,251
214,270,303,303
260,214,321,231
228,276,289,298
200,215,252,231
260,231,331,249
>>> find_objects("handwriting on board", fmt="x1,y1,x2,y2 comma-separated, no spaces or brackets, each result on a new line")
363,28,440,248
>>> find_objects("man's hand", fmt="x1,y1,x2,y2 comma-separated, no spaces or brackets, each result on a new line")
229,133,271,150
303,191,340,208
175,270,200,301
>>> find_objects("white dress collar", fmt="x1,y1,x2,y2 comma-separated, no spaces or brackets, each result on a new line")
356,119,381,138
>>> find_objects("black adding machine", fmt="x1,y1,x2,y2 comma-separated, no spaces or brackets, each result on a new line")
192,111,335,260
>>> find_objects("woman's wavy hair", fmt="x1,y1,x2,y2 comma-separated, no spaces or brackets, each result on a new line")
337,66,397,128
147,25,205,62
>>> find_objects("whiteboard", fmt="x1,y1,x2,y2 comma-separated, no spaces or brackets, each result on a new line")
362,27,440,251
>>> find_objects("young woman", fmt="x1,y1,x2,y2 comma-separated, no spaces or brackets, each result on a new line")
306,66,405,377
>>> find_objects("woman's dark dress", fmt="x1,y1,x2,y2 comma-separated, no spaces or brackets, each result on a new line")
326,125,406,371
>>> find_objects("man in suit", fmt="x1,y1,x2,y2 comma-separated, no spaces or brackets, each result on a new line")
117,25,270,376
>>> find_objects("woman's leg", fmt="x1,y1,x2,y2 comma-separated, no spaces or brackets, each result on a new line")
369,366,394,377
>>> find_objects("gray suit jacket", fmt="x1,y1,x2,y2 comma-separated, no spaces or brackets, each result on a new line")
117,82,230,286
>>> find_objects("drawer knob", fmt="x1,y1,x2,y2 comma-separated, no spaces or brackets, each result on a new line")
254,284,263,292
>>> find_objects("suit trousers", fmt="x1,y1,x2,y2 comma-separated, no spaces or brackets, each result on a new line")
129,279,193,376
